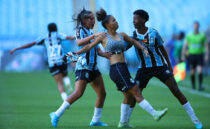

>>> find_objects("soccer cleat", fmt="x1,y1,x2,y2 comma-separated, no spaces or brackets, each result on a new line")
118,122,133,128
194,121,203,129
154,108,168,121
89,121,108,126
50,112,59,127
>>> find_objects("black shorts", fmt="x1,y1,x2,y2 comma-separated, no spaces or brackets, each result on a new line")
75,69,101,83
188,54,204,69
49,63,68,76
135,65,173,89
110,63,136,92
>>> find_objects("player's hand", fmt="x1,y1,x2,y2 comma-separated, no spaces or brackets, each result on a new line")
94,32,106,38
143,48,149,56
181,55,185,61
66,52,79,62
9,49,16,54
104,52,112,59
63,55,68,63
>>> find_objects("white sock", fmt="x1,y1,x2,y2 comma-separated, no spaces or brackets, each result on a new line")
91,107,103,122
55,101,70,117
120,103,130,123
183,102,199,124
61,92,68,100
127,107,134,122
138,99,156,116
63,76,71,86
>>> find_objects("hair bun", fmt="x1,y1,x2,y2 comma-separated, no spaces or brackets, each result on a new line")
96,8,107,21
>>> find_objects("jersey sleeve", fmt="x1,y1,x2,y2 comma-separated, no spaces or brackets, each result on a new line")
35,35,45,45
58,33,68,40
155,30,164,46
76,27,85,40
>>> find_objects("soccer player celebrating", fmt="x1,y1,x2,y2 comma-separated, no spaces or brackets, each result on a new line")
49,8,111,127
65,8,168,128
10,23,75,101
121,9,202,129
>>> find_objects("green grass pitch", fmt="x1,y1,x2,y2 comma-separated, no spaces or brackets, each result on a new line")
0,72,210,129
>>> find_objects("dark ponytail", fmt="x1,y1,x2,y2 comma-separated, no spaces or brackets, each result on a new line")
96,8,111,29
73,8,93,29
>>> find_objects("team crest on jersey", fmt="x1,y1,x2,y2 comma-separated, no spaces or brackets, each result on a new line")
85,72,89,78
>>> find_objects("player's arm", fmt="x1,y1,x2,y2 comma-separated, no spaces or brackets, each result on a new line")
77,32,106,46
97,48,112,59
159,46,173,72
66,36,76,40
121,32,148,56
9,42,36,54
204,40,209,62
181,41,188,61
76,34,105,55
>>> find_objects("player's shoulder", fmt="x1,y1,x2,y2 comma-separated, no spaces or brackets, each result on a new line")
150,28,159,34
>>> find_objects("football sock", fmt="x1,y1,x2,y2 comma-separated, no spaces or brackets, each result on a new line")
138,99,156,116
120,103,130,123
127,107,134,122
63,76,71,86
198,73,203,88
61,92,68,100
191,74,195,89
91,107,103,122
183,102,199,124
55,101,70,117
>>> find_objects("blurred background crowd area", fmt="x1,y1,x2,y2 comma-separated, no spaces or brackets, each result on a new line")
0,0,210,74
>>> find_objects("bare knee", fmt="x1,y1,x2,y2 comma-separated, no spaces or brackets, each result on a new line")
73,90,84,99
97,90,106,100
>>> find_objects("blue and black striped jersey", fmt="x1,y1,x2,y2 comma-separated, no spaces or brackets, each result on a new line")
35,32,67,67
133,28,167,68
75,25,99,71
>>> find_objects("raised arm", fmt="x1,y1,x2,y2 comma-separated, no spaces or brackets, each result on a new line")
66,36,76,40
9,42,36,54
121,32,148,55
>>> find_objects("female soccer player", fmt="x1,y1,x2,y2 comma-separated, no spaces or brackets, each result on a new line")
9,23,75,101
49,9,111,127
63,8,168,128
121,9,203,129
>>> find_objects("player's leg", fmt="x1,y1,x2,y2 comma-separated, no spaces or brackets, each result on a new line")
50,65,68,100
61,63,73,93
189,55,197,89
62,72,73,93
50,80,87,127
158,66,202,129
53,73,68,101
89,71,107,126
127,85,168,121
118,92,134,128
50,70,88,127
197,54,205,91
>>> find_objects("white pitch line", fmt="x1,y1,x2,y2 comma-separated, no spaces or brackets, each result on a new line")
148,79,210,98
